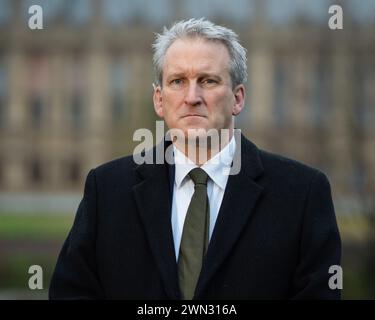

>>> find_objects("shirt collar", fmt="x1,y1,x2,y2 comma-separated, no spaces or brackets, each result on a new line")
173,136,236,190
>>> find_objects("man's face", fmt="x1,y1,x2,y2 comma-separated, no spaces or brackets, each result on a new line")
153,37,245,139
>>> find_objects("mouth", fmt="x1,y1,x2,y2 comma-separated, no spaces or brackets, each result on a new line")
181,114,206,118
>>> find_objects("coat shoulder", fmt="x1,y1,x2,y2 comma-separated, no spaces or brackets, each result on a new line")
89,155,139,187
95,154,136,173
257,148,328,187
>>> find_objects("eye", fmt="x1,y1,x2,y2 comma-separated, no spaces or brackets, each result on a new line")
170,79,184,85
202,78,218,85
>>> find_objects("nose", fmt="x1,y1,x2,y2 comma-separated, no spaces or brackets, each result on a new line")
184,82,203,107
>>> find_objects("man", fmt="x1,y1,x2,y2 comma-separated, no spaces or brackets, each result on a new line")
50,18,341,299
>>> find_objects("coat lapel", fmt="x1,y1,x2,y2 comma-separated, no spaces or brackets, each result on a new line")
132,135,265,300
132,142,179,300
195,134,265,299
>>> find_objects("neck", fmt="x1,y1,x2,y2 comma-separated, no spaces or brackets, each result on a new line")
173,128,233,166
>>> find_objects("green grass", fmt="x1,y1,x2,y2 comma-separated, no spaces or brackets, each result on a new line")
0,254,56,288
0,212,373,298
341,266,369,299
0,213,74,293
336,215,371,242
0,213,75,240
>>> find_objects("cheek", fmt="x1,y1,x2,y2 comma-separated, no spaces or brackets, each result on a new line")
161,96,181,124
162,93,184,111
208,91,234,114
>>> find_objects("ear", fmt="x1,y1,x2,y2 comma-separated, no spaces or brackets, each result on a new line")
232,84,245,116
153,84,164,118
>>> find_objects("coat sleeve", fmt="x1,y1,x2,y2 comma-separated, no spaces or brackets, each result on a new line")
49,169,105,299
291,171,342,299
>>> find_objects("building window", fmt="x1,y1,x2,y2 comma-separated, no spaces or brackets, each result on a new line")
71,92,85,131
136,0,173,26
312,59,331,128
0,57,7,129
0,0,11,26
354,62,374,131
355,63,365,129
30,94,45,129
111,93,125,121
29,159,43,184
68,159,81,184
273,60,287,128
103,0,134,26
350,159,366,197
0,158,3,186
109,57,130,125
68,52,87,131
0,96,5,129
27,52,50,129
63,0,91,26
182,0,252,24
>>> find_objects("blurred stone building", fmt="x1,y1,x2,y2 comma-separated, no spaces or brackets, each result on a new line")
0,0,374,213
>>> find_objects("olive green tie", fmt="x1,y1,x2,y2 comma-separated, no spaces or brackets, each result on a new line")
178,167,210,300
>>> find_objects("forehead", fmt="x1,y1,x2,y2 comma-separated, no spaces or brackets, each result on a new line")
163,37,231,75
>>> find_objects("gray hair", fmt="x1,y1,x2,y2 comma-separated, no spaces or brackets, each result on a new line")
152,18,247,88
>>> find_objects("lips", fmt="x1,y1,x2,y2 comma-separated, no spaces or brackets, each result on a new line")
181,114,206,118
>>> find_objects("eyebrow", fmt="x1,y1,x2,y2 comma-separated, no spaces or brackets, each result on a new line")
166,73,223,81
165,73,185,81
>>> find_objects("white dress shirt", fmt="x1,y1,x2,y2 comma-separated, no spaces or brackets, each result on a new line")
171,136,236,260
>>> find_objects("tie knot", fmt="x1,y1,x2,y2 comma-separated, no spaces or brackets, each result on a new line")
189,168,208,186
